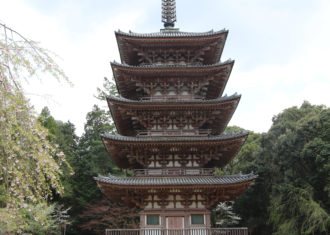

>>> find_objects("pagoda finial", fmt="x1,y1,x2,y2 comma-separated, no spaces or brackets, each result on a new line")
162,0,177,28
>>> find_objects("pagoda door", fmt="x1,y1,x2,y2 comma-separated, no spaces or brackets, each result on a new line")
166,216,184,235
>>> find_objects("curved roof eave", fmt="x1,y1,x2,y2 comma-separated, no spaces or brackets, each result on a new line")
106,93,240,107
115,29,228,38
101,131,248,144
94,172,257,186
111,59,234,70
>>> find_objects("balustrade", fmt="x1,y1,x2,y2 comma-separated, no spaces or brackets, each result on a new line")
136,129,211,137
106,228,249,235
133,168,215,177
140,95,204,101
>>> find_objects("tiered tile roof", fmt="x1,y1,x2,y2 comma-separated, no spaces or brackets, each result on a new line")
95,173,256,186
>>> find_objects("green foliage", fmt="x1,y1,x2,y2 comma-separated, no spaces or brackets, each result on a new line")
218,127,262,177
0,207,23,232
64,105,121,234
38,107,80,216
228,101,330,235
72,105,117,204
0,203,63,234
0,93,64,206
269,185,329,235
0,23,71,233
37,77,125,233
211,201,241,227
0,23,70,208
22,203,61,235
95,77,119,100
0,23,69,91
78,198,139,234
38,107,75,175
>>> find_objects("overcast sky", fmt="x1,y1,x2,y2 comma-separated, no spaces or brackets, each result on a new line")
1,0,329,135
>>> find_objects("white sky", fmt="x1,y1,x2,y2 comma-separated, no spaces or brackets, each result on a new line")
1,0,329,135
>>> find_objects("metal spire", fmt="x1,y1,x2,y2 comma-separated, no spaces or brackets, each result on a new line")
162,0,177,28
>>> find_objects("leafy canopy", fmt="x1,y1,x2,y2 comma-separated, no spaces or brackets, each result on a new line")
0,22,71,232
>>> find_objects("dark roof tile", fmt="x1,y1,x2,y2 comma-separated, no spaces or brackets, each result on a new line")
101,131,248,143
111,60,234,69
95,173,257,186
107,93,240,104
116,29,228,38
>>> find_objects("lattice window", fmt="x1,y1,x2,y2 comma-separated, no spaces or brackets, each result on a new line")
191,214,204,224
147,215,160,225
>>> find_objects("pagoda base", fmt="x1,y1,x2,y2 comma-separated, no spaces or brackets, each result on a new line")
140,209,211,229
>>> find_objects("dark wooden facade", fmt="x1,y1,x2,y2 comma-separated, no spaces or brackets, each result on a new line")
95,3,256,230
107,94,240,136
101,133,248,169
111,60,234,100
115,30,228,66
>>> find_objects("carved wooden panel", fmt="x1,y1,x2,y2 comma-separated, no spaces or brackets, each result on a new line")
132,46,214,66
123,109,223,133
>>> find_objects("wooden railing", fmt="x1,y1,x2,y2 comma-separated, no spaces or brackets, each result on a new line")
140,95,204,101
133,168,215,177
136,129,211,137
106,228,249,235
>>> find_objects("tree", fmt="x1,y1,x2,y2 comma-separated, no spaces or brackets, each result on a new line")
229,102,330,235
0,203,63,234
211,201,241,227
214,126,271,233
66,76,135,234
95,76,119,101
78,198,139,234
66,105,122,234
0,23,70,232
269,184,329,235
266,102,330,234
38,107,78,205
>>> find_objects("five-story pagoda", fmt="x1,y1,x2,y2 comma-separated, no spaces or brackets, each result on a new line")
95,0,256,231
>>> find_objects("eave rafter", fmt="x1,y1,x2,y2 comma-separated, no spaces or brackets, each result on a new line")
111,60,234,100
101,132,248,169
95,173,256,209
115,30,228,65
107,94,240,136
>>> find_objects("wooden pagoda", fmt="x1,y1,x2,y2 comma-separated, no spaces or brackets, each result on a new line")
95,0,256,232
